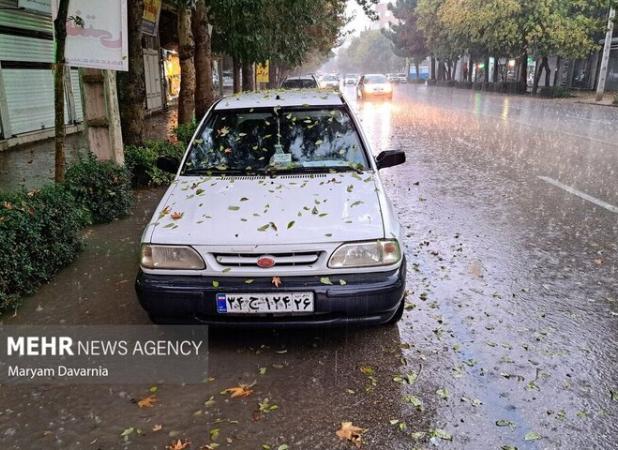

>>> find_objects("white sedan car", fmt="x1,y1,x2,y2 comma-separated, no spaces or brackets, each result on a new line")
136,90,406,327
357,74,393,100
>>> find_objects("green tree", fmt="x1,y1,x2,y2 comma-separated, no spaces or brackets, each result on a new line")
338,29,405,73
383,0,428,79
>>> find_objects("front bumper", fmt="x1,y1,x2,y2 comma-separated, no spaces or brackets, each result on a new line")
135,259,406,327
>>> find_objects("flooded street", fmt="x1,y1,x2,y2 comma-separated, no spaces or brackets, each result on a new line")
1,84,617,449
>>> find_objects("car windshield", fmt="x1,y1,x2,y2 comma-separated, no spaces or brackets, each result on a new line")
181,107,368,175
281,78,317,89
323,75,338,81
365,75,387,84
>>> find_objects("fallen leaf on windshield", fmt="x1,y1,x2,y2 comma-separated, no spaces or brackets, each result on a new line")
137,394,157,408
228,205,240,211
287,221,295,229
166,439,190,450
171,211,184,220
224,384,253,398
272,276,282,288
152,424,162,432
336,422,365,448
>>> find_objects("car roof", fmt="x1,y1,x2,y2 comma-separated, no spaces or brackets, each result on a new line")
284,75,315,80
214,89,345,110
363,73,386,77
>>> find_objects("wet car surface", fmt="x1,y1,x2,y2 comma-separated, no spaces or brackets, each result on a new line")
0,84,616,449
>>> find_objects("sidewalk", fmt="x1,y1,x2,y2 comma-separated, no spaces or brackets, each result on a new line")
569,90,617,107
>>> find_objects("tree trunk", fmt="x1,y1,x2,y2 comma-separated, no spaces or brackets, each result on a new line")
232,57,241,93
193,0,213,119
446,60,452,81
452,58,458,81
553,56,561,87
483,56,490,85
519,50,528,93
53,0,69,183
241,61,253,91
543,56,551,86
177,4,195,125
430,56,436,81
117,0,145,146
493,56,499,83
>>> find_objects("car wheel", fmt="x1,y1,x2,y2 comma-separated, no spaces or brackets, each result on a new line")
386,297,404,325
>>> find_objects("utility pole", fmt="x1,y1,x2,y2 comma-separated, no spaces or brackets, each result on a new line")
596,7,615,102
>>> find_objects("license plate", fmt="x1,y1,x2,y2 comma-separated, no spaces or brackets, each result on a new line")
216,292,314,314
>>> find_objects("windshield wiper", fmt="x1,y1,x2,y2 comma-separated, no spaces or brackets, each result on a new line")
182,168,247,176
257,165,364,176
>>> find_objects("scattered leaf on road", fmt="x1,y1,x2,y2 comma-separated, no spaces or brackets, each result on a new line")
137,394,157,408
224,384,253,398
336,422,365,448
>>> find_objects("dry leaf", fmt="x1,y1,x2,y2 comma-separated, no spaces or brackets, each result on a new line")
171,211,184,220
137,394,157,408
336,422,366,448
166,439,190,450
271,276,282,288
224,384,253,398
152,424,163,432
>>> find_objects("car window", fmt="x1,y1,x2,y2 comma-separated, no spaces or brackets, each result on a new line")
365,75,387,84
182,107,368,175
281,79,317,89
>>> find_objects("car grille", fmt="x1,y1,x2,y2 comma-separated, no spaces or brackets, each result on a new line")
214,251,322,268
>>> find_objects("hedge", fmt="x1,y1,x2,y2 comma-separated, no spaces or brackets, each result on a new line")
0,155,134,314
64,153,133,224
0,185,84,312
125,140,185,187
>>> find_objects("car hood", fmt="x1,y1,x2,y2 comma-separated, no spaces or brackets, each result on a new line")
147,172,385,246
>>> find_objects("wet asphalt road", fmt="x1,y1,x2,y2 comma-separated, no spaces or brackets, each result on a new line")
0,84,617,449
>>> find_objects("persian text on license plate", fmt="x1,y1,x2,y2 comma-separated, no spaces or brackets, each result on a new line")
216,292,314,314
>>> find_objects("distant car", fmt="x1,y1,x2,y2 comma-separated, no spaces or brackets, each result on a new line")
393,73,408,84
320,74,340,90
344,74,359,85
281,75,319,89
357,74,393,100
222,71,233,88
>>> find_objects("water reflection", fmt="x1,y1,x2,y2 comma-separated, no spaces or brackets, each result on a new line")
354,98,393,154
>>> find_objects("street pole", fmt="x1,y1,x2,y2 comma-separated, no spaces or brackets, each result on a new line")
595,7,615,102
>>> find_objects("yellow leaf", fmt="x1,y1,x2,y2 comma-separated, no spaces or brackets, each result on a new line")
166,439,190,450
224,384,253,398
336,422,366,448
271,276,282,288
137,394,157,408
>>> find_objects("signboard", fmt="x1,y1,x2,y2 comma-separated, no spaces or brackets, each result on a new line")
256,61,269,84
18,0,51,14
52,0,128,71
142,0,162,36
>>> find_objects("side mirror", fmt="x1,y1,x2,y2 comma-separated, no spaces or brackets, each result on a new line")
156,156,180,174
376,150,405,170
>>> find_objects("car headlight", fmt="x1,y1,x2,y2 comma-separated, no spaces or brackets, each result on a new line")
328,240,401,268
141,244,205,270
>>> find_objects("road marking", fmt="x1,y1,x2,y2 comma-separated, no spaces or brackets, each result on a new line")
538,176,618,213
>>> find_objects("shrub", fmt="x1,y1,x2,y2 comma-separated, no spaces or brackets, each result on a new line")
124,140,185,187
64,153,133,224
0,185,84,313
175,120,198,146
